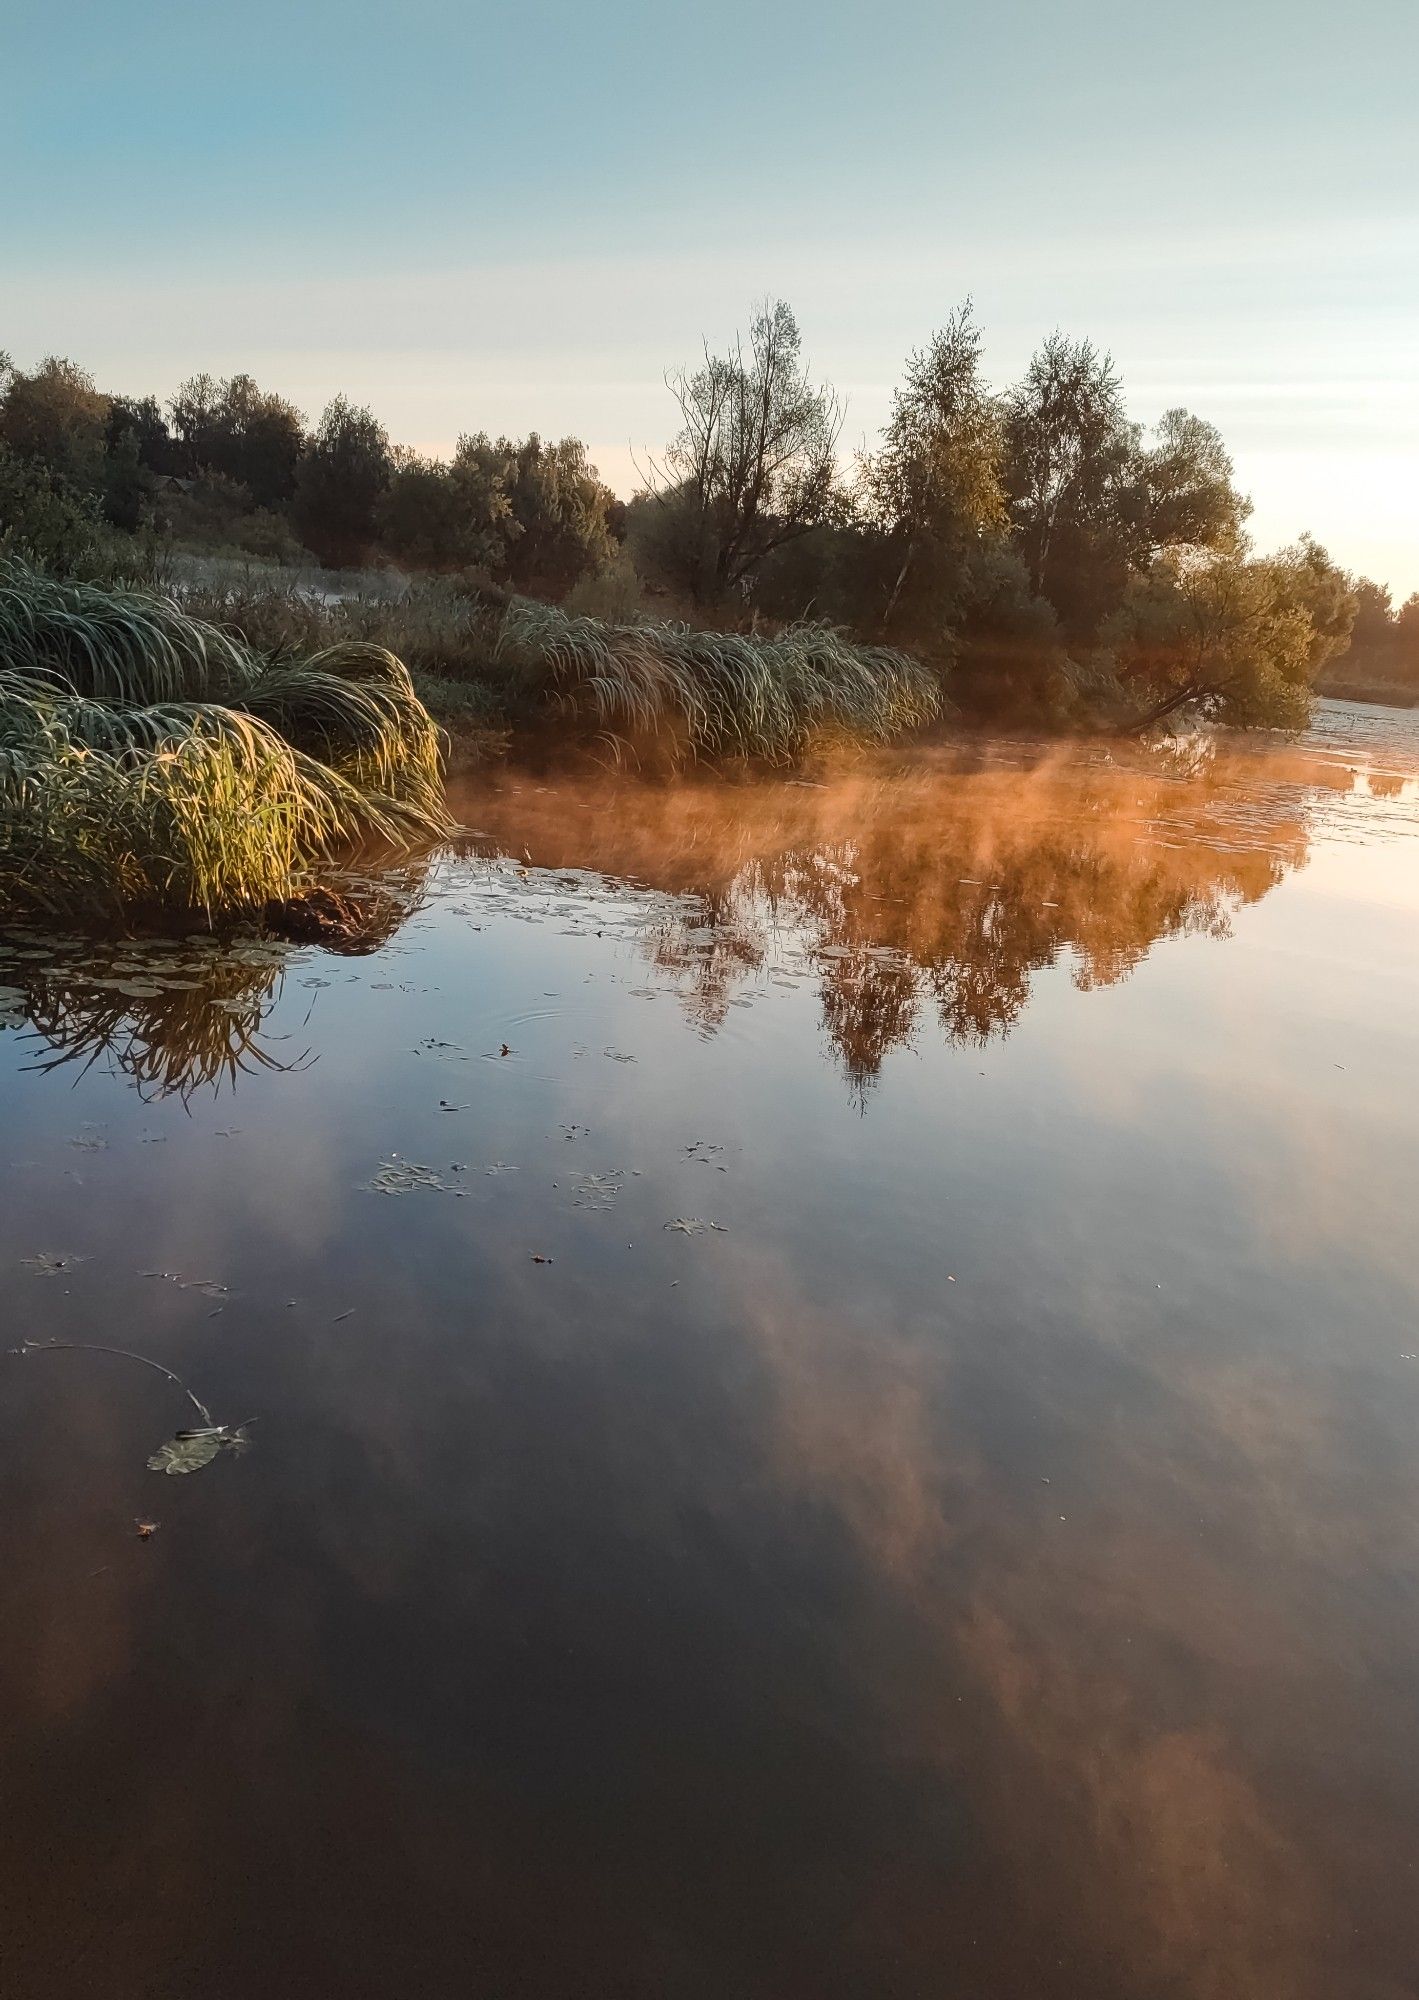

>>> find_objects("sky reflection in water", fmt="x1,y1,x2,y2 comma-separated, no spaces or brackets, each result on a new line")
2,707,1419,1999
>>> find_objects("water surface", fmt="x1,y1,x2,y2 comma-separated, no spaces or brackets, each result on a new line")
3,702,1419,1999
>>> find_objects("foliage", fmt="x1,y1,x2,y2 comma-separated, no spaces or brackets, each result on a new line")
0,561,450,922
644,301,843,604
1321,576,1419,696
495,597,939,762
294,396,392,565
454,432,618,596
856,302,1007,645
0,447,112,573
1103,537,1356,732
169,373,306,507
1002,336,1252,647
379,451,502,572
0,355,110,488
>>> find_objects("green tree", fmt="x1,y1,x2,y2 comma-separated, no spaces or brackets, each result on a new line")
470,433,617,596
0,445,109,571
1004,339,1250,643
294,396,392,565
380,449,506,572
100,429,146,532
0,356,110,489
168,372,304,508
106,394,175,476
1107,536,1356,732
1134,408,1250,556
856,301,1007,644
1003,333,1135,634
645,300,842,604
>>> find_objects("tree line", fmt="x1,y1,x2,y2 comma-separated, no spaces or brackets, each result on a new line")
1,300,1397,729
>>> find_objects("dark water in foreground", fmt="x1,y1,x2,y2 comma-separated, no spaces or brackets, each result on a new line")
3,701,1419,2000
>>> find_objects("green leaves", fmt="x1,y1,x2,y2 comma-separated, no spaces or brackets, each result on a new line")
147,1425,249,1476
497,599,939,764
0,561,452,925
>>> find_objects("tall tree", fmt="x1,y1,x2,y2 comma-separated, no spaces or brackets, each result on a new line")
1134,408,1250,556
294,397,392,565
648,301,842,604
0,356,110,488
466,433,617,597
1003,333,1134,626
168,372,305,507
857,301,1007,641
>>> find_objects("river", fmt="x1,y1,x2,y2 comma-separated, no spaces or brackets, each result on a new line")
3,699,1418,1998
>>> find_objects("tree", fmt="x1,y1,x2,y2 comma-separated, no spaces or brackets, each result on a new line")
856,301,1007,643
380,449,506,572
646,300,842,604
100,429,146,532
1134,408,1250,556
1396,595,1419,681
1003,333,1135,633
0,444,108,572
1003,339,1250,642
0,356,110,488
463,433,617,597
1106,536,1356,732
168,372,304,508
294,397,392,564
106,394,175,477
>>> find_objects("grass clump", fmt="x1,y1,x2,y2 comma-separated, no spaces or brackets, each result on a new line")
495,599,941,762
0,561,451,924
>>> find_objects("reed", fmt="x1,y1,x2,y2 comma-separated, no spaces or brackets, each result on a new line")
494,600,940,761
0,562,451,923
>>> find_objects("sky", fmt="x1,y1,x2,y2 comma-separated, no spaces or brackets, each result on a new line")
4,0,1417,596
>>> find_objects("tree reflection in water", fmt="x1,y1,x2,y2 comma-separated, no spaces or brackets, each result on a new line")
455,741,1313,1099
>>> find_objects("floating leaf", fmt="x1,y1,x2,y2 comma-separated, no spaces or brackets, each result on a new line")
147,1424,249,1476
22,1250,88,1276
147,1432,221,1474
363,1157,449,1194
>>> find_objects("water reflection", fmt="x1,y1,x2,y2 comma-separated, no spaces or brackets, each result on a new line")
0,871,427,1099
457,745,1310,1096
4,715,1419,1999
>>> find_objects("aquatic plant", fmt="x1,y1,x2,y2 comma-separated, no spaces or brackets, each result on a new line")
0,561,451,923
494,599,941,762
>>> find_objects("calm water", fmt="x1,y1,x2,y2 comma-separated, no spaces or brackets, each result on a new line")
3,701,1419,1999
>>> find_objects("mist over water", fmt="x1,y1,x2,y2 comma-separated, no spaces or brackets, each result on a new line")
3,700,1419,2000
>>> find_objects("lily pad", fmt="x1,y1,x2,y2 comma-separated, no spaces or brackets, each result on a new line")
147,1424,249,1475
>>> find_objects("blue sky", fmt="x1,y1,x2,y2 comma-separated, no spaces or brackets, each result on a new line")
5,0,1416,594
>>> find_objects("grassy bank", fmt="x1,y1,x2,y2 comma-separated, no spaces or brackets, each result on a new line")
176,571,941,765
0,562,451,924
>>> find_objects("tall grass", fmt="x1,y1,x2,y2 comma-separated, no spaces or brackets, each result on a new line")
495,600,940,761
0,561,450,924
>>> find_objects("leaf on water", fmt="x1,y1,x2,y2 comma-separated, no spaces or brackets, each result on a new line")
147,1433,221,1474
573,1171,623,1210
147,1424,249,1476
22,1250,88,1276
363,1157,450,1194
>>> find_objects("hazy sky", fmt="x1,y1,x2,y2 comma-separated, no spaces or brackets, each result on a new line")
5,0,1416,595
